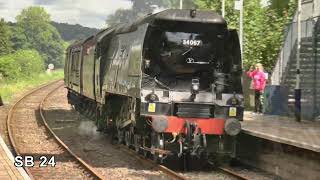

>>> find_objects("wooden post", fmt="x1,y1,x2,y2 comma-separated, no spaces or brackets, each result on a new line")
0,95,3,106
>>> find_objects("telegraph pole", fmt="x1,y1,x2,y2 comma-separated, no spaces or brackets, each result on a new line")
235,0,244,68
221,0,225,17
180,0,183,9
295,0,302,122
239,0,244,68
239,0,244,58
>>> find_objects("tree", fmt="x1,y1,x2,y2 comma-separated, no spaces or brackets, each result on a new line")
0,49,44,79
166,0,196,9
106,0,196,26
269,0,291,15
51,22,100,42
0,95,3,106
195,0,296,72
106,9,136,26
12,6,65,68
0,18,12,56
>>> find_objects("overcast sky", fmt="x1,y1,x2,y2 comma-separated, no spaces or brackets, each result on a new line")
0,0,132,28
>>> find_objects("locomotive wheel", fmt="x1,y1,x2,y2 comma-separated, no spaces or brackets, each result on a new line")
72,104,77,111
142,137,149,157
133,134,141,152
151,146,158,162
143,150,148,157
110,127,118,145
150,132,164,163
117,130,124,144
95,107,103,131
124,130,131,147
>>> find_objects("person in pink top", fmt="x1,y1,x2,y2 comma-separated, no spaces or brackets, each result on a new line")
247,63,266,114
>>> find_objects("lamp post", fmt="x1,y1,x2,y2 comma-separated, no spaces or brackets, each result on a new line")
295,0,302,122
222,0,225,17
235,0,244,68
239,0,243,60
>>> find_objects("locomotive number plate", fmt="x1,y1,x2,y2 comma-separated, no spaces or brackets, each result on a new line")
229,107,237,117
148,103,156,112
182,39,202,46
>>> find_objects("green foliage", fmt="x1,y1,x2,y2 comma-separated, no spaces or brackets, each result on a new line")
0,49,44,79
107,9,136,26
165,0,196,9
0,18,12,55
195,0,297,72
51,22,100,42
0,69,63,103
12,6,65,68
106,0,196,26
10,25,30,50
269,0,291,15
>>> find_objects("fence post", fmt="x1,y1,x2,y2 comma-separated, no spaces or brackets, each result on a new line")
0,95,3,106
295,0,302,122
313,18,318,119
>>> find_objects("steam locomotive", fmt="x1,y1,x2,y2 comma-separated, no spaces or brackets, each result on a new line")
64,9,243,165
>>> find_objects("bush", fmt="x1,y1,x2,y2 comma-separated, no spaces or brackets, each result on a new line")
0,49,44,80
0,69,63,103
13,6,65,68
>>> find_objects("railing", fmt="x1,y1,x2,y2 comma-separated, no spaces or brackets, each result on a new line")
314,18,320,118
271,16,319,85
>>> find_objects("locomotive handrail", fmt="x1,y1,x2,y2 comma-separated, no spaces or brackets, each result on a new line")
154,77,170,90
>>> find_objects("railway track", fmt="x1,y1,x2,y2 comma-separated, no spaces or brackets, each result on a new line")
118,144,251,180
218,167,249,180
41,85,250,180
42,84,253,180
42,85,186,179
7,80,104,180
6,80,256,179
117,144,187,180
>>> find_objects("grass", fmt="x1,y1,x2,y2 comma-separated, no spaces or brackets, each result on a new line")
0,69,64,104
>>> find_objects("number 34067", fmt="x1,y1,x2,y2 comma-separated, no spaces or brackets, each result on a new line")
182,39,202,46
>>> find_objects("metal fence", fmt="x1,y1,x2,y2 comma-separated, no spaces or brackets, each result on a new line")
271,17,318,85
269,16,320,120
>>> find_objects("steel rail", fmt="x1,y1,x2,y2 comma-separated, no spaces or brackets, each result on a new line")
218,167,249,180
7,80,61,180
7,80,104,180
7,80,248,180
118,145,187,180
40,83,184,180
120,145,251,180
39,83,105,180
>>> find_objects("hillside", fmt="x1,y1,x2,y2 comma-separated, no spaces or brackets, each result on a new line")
51,22,100,42
8,21,100,42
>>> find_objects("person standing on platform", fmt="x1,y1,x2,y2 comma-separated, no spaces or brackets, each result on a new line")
247,63,266,114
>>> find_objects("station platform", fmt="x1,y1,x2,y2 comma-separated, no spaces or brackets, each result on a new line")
241,111,320,153
0,136,30,180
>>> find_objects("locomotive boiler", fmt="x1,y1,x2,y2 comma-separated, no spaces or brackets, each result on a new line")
64,9,243,165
